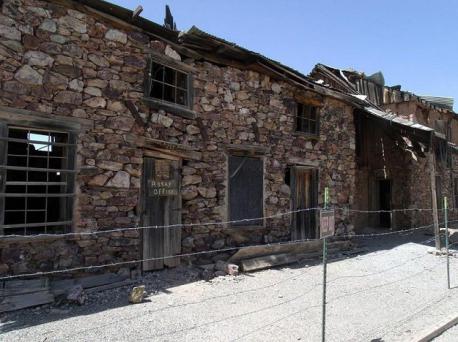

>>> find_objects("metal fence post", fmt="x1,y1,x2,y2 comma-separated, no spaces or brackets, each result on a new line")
321,187,329,342
444,196,450,289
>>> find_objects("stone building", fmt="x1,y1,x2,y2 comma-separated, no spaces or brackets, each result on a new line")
0,0,453,279
0,0,361,277
310,64,458,232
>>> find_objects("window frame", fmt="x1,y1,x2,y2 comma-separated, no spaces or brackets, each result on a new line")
0,124,76,235
0,105,88,236
143,54,196,119
295,103,320,137
227,153,265,228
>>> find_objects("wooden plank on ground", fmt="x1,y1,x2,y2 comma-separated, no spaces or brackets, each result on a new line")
0,291,54,313
50,274,129,296
77,273,128,289
229,240,320,263
85,279,138,294
0,278,49,297
240,253,298,272
49,279,77,297
229,240,352,263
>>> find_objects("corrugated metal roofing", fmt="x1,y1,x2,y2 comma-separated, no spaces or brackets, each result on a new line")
363,106,433,132
182,26,316,85
419,96,454,111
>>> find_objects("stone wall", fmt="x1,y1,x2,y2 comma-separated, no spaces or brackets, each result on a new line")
353,116,430,231
0,0,356,277
382,95,458,227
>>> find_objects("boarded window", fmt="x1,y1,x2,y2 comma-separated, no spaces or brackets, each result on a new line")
0,126,75,235
296,103,319,135
228,155,263,226
147,60,190,107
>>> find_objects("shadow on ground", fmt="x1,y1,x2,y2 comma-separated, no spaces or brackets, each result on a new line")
0,229,447,335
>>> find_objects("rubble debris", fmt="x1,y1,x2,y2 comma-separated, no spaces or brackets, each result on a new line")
66,285,87,305
215,260,239,276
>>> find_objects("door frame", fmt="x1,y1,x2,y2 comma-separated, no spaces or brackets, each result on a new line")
140,152,182,271
290,165,319,240
373,178,392,228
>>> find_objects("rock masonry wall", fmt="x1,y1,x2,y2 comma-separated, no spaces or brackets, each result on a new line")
0,0,356,276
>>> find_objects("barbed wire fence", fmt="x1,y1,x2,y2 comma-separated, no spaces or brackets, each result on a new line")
1,198,457,341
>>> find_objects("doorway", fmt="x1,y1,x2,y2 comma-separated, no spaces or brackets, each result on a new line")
141,157,182,271
291,167,318,240
378,179,391,228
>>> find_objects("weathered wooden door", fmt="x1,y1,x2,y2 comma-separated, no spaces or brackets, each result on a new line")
141,157,181,271
291,167,318,240
378,179,392,228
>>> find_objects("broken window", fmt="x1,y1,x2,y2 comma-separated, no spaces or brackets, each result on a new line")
147,60,190,107
228,155,263,226
435,140,451,168
0,126,75,235
296,103,319,135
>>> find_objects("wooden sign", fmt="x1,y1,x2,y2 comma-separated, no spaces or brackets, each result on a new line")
149,179,178,196
320,209,335,238
155,159,171,180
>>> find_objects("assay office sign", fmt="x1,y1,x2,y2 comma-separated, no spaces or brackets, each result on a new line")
149,179,179,196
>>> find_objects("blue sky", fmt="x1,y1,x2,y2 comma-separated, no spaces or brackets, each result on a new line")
112,0,457,110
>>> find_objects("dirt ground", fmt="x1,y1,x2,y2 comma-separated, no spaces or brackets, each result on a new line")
1,231,458,341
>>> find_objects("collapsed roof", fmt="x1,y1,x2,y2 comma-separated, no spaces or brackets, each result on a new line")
310,64,455,114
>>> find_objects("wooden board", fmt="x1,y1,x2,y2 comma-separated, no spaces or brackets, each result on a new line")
0,278,49,297
240,253,298,272
142,158,164,271
50,273,128,296
163,160,181,267
229,240,352,263
0,291,54,313
85,279,137,294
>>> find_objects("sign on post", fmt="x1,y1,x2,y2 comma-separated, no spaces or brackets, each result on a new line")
320,209,335,238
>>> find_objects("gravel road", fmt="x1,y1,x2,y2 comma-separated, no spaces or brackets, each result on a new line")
2,231,458,341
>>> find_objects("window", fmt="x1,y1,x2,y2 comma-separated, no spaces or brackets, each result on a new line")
228,155,263,226
0,127,75,235
147,61,190,107
435,140,452,168
296,103,319,135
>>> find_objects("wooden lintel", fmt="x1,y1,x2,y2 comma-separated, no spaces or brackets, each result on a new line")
143,149,181,161
295,94,325,107
147,49,197,73
147,146,201,161
144,138,202,160
145,138,198,152
226,144,269,155
0,106,93,132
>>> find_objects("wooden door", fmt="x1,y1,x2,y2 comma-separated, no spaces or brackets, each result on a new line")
291,167,318,240
378,179,392,228
141,157,182,271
